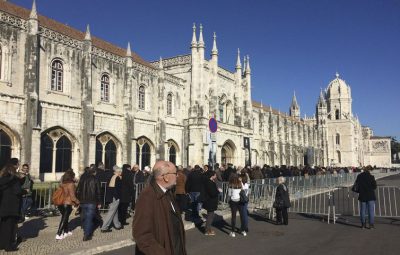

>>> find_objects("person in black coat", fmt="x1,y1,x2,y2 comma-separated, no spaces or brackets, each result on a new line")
118,164,133,225
185,165,205,222
202,171,219,235
354,169,377,228
0,164,25,251
274,176,291,225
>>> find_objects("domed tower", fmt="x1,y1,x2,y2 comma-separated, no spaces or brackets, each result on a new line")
326,72,352,120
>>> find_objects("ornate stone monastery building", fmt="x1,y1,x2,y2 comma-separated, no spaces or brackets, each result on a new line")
0,1,391,180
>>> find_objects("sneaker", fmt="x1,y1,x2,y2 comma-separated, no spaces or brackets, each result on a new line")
55,234,64,240
241,231,247,236
369,224,375,229
101,229,112,233
24,216,30,220
65,232,73,236
229,232,236,237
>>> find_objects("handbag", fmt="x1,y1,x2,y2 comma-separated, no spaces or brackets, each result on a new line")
239,189,249,204
52,185,65,206
351,182,359,193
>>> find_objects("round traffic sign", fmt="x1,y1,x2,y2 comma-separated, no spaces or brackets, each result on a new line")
209,118,218,133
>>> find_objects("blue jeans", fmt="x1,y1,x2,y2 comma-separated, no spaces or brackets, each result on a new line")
81,203,96,237
240,202,249,232
21,196,33,217
189,192,202,220
360,201,375,225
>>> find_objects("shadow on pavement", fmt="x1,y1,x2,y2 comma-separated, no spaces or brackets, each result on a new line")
19,217,47,239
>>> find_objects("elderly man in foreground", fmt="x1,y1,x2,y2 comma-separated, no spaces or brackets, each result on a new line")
132,161,187,255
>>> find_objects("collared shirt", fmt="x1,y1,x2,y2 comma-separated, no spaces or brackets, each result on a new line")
157,183,176,213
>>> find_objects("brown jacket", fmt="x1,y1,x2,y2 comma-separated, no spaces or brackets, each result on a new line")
132,181,186,255
175,172,187,195
61,182,79,206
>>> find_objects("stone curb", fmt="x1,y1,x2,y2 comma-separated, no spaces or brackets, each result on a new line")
69,210,233,255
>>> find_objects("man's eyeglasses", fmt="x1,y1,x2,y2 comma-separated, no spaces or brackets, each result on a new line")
162,172,178,176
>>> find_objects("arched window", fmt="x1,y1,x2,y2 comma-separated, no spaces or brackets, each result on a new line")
105,140,116,171
39,135,53,173
55,136,72,172
51,60,63,92
219,102,224,122
335,109,340,120
95,139,103,165
101,74,110,102
139,86,145,110
337,151,341,163
169,145,176,165
336,133,340,145
0,130,12,169
167,93,173,115
141,143,151,169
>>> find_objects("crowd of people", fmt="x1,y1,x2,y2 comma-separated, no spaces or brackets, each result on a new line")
0,157,382,253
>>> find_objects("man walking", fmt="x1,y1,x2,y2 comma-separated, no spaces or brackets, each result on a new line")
133,160,186,255
76,167,102,241
19,164,33,221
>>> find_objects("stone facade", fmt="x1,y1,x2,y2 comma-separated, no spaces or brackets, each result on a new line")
0,1,392,181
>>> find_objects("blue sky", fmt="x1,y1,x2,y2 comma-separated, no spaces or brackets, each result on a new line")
12,0,400,139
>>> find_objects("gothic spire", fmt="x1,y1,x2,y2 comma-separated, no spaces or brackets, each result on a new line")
84,24,91,41
211,32,218,55
291,91,299,109
318,88,326,106
245,55,251,74
191,23,197,48
126,42,132,57
235,48,241,70
30,0,38,20
243,56,247,75
198,24,204,48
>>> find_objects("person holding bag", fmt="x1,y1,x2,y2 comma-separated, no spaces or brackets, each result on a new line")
274,176,291,225
56,170,80,240
227,175,246,237
239,173,250,234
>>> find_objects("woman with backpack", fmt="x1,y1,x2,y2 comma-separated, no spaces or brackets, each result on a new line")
56,170,79,240
274,176,291,225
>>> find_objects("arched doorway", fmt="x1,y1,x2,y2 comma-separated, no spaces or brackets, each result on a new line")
0,130,12,169
95,133,119,171
221,140,235,165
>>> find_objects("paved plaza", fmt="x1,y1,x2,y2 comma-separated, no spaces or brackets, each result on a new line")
1,173,398,255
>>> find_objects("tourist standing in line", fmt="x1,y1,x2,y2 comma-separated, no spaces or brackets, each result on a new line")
354,169,377,229
101,166,122,232
133,160,187,255
56,170,79,240
202,170,219,236
227,175,245,237
0,164,24,252
240,173,250,233
19,164,34,221
119,164,133,226
274,176,291,225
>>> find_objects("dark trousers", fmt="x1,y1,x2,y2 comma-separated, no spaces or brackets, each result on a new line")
205,211,215,231
57,205,72,235
176,194,188,213
276,207,288,225
21,196,33,218
229,201,245,232
0,216,18,250
118,202,130,225
81,204,96,237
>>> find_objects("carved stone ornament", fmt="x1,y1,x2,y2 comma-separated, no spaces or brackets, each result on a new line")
372,140,388,153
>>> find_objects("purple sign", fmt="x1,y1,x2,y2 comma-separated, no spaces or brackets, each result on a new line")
209,118,218,133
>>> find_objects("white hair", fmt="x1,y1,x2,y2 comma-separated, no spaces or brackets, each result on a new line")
278,176,286,184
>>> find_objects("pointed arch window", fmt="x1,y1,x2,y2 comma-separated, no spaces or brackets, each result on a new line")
167,93,173,116
55,136,72,172
139,86,145,110
169,145,176,165
95,135,118,171
51,60,63,92
40,135,53,173
219,102,224,122
0,130,12,169
336,133,340,145
335,109,340,120
101,74,110,102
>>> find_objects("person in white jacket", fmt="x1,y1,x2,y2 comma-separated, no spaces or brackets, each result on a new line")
227,175,246,237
